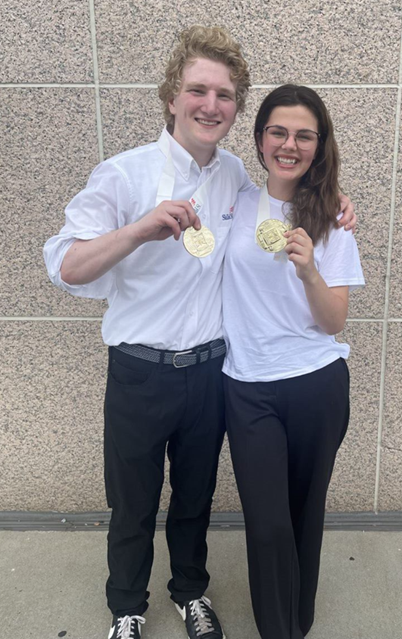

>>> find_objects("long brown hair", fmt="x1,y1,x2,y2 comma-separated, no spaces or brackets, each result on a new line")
254,85,341,244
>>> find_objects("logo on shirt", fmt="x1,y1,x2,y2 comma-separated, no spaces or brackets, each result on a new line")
222,205,234,221
190,197,202,214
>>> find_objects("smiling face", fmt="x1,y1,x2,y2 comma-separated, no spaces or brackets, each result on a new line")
259,105,319,200
169,57,238,167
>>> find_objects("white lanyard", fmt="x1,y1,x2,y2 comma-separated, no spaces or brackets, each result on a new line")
255,182,272,241
255,183,289,261
156,133,215,216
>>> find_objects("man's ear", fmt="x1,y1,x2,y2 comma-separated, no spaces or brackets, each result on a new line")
168,97,176,116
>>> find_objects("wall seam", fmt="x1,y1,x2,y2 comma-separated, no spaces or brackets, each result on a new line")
0,83,399,90
373,29,402,513
252,84,397,90
0,83,96,88
88,0,104,162
0,317,385,322
0,317,103,321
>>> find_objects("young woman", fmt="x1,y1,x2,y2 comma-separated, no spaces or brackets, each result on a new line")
222,85,365,639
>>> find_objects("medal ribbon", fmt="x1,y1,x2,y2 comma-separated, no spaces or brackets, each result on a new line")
256,183,289,262
156,130,216,216
255,182,271,243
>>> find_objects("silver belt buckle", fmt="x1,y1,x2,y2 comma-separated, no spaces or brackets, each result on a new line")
173,349,193,368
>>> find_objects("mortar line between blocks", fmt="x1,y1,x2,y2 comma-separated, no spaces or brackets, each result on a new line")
88,0,104,161
0,83,400,90
373,29,402,512
0,317,388,322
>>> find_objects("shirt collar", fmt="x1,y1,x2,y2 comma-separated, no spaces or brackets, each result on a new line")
159,127,221,181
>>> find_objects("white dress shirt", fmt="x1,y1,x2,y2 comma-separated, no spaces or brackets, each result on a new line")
222,188,365,382
44,128,255,349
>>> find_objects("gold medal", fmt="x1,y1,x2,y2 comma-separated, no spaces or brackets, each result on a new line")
256,219,291,253
183,225,215,258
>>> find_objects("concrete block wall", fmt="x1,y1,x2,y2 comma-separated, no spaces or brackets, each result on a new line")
1,0,402,513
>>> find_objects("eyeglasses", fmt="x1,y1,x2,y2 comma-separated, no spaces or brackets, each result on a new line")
263,125,320,150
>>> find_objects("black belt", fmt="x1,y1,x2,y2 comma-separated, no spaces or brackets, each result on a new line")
115,339,226,369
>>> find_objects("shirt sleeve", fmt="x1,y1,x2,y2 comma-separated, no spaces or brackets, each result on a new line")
238,163,257,194
317,223,365,291
43,161,131,299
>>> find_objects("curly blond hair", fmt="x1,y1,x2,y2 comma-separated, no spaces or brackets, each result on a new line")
159,25,250,130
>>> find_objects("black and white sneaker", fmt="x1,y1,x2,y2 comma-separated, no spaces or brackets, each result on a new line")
108,614,146,639
175,596,226,638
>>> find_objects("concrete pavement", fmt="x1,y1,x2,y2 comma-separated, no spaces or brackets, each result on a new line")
1,529,401,639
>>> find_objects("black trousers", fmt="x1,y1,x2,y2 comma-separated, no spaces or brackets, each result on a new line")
224,358,350,639
104,346,226,616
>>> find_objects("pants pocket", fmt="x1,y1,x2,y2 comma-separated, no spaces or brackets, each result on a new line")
108,348,158,387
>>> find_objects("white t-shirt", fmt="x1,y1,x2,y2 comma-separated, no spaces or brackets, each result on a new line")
44,128,255,349
222,188,365,382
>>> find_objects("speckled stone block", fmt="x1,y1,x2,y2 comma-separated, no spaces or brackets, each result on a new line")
100,88,165,159
0,319,237,513
377,448,402,511
214,436,241,511
0,88,105,317
326,322,382,511
0,322,107,511
1,319,381,513
0,0,93,83
382,323,402,450
94,0,402,84
388,113,402,319
306,88,395,320
381,321,402,508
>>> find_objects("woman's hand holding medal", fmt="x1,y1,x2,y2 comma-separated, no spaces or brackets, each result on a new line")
284,228,318,284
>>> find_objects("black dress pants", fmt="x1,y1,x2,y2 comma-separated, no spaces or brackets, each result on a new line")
104,346,226,616
224,358,350,639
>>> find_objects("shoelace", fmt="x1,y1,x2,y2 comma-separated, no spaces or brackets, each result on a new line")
189,596,214,636
117,615,146,639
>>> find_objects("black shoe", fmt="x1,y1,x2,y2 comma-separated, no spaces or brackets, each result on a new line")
175,596,226,639
108,614,146,639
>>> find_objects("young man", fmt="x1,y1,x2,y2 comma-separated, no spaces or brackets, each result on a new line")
44,26,355,639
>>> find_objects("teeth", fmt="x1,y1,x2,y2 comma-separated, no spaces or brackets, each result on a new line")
277,157,297,165
197,119,218,126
